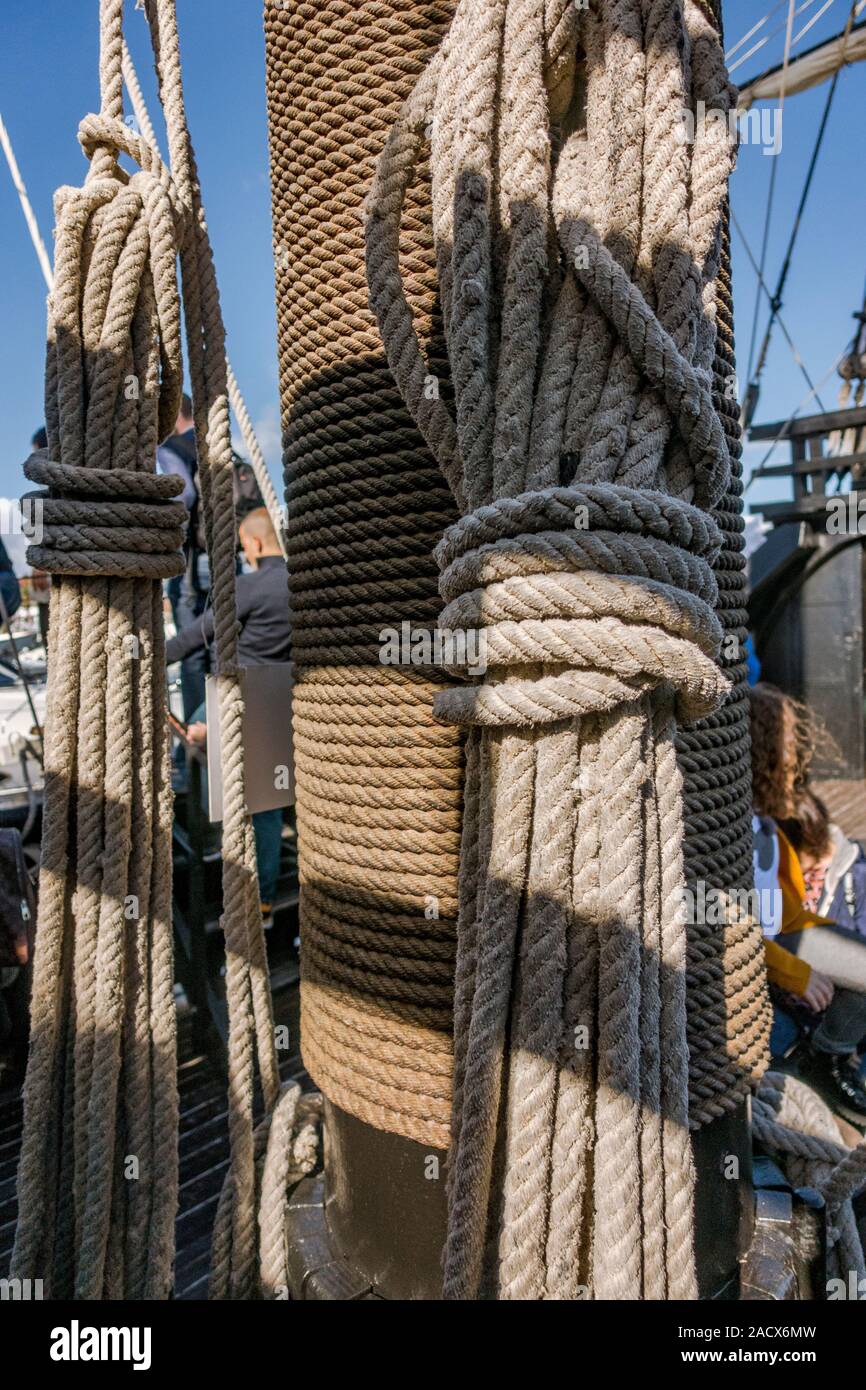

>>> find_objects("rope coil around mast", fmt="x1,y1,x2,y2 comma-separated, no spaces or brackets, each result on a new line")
12,0,316,1301
264,0,463,1152
366,0,770,1299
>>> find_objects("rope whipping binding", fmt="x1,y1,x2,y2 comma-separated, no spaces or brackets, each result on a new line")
366,0,770,1299
263,0,462,1151
12,0,317,1301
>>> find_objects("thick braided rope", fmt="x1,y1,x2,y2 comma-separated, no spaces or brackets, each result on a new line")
367,0,768,1300
120,12,318,1295
753,1072,866,1286
674,0,772,1131
264,0,462,1152
134,0,320,1300
12,0,316,1303
10,0,183,1299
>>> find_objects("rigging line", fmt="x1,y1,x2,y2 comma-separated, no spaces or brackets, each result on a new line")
0,111,53,292
792,0,838,47
726,0,788,62
731,209,827,410
122,36,288,558
744,353,846,490
728,0,825,74
747,0,858,398
744,0,797,390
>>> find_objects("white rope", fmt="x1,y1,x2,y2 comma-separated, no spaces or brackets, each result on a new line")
726,0,789,63
738,7,866,106
2,54,287,559
0,111,53,292
793,0,838,50
122,40,287,556
729,0,826,75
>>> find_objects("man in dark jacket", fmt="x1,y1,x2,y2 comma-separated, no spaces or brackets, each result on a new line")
165,507,290,671
166,507,290,919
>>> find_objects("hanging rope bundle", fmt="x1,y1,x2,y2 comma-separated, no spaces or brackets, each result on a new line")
12,0,316,1301
753,1072,866,1287
366,0,769,1299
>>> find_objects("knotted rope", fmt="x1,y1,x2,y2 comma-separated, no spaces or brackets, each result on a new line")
367,0,769,1299
13,0,317,1301
753,1072,866,1288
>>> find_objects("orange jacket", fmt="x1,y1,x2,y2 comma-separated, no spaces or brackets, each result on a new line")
763,824,833,996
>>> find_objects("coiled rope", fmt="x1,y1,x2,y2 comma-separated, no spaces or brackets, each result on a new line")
264,0,462,1151
12,0,316,1301
753,1072,866,1286
366,0,769,1299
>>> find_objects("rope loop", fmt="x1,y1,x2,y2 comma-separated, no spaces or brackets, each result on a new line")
78,111,192,246
433,482,729,729
754,1071,866,1283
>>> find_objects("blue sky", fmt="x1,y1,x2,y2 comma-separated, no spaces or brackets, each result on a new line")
0,0,863,540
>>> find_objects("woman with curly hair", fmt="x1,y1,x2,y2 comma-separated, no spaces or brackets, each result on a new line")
749,683,866,1125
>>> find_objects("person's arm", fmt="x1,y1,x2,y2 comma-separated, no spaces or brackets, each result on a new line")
165,606,215,665
764,938,811,996
763,939,833,1011
157,444,197,512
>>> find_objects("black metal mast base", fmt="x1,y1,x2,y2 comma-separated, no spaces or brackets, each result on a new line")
285,1099,447,1300
285,1099,753,1300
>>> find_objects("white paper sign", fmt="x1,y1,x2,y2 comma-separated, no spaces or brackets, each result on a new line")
205,663,294,822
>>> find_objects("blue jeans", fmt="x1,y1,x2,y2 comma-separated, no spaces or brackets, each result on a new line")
253,808,283,906
786,924,866,1056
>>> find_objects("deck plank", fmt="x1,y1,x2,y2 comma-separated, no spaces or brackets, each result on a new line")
0,971,305,1300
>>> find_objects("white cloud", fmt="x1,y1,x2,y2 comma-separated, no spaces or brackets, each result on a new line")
251,404,282,475
232,403,283,500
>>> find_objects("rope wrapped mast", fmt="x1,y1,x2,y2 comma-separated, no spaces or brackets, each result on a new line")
366,0,770,1299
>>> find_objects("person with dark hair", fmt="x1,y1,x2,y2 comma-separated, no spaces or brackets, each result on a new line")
31,426,47,451
749,684,866,1124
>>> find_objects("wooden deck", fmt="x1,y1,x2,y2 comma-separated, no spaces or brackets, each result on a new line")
813,778,866,845
0,967,303,1300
